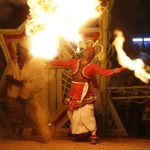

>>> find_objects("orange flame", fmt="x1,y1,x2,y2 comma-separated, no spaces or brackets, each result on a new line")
113,30,150,84
25,0,102,59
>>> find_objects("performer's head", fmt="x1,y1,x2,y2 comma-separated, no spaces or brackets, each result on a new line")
77,39,95,60
16,37,31,61
82,45,96,60
85,40,94,48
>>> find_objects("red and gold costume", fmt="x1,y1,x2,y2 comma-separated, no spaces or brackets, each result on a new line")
49,58,125,112
49,57,125,143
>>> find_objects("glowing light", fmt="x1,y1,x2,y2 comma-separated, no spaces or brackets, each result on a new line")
113,30,150,84
144,38,150,41
132,37,150,42
132,38,143,42
25,0,102,59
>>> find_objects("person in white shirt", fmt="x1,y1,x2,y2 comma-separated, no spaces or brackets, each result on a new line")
6,41,32,138
6,39,52,142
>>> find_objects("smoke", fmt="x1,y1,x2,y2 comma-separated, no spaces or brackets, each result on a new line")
0,0,27,21
19,58,52,142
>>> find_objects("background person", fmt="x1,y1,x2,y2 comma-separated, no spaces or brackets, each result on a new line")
5,41,32,138
17,57,52,143
6,38,52,142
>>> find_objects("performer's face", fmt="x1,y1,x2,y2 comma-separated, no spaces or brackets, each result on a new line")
17,46,30,62
83,46,95,60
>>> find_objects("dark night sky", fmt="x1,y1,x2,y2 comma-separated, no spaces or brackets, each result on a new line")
111,0,150,37
0,0,28,29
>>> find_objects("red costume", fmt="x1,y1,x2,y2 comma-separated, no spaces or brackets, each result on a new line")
49,58,125,111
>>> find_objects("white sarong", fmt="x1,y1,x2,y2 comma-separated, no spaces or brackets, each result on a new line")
67,104,97,134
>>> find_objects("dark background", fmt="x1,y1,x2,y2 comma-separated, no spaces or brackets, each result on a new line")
110,0,150,67
111,0,150,37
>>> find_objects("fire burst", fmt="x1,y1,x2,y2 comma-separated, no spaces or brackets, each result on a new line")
25,0,102,59
113,30,150,83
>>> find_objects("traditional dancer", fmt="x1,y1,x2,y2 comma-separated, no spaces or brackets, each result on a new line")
48,42,126,144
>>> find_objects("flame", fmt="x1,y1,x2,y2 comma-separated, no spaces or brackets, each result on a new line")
113,30,150,83
25,0,102,59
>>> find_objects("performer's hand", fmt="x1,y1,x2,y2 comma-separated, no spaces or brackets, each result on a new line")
114,67,126,73
119,67,127,72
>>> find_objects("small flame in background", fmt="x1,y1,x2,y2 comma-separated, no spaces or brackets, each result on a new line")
113,30,150,84
25,0,102,59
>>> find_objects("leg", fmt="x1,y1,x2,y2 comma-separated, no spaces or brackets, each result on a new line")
6,97,18,138
67,111,75,137
17,127,24,139
90,130,98,145
70,104,98,144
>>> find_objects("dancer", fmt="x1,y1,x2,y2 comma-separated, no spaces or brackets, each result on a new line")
48,42,126,144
